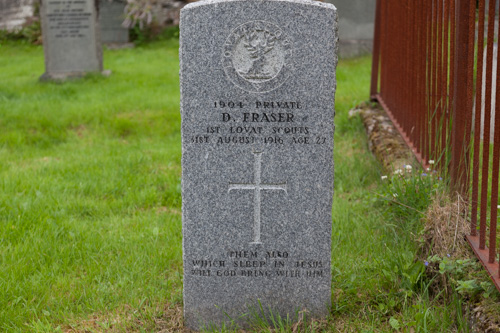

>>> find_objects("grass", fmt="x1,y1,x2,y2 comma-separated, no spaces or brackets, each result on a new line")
0,37,481,332
0,39,183,331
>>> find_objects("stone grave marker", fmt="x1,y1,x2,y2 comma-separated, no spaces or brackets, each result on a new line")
99,0,129,44
40,0,103,80
180,0,338,329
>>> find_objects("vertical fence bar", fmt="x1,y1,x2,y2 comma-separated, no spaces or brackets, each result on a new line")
427,0,433,163
405,0,411,141
416,0,424,157
396,0,402,125
410,0,418,149
448,0,456,166
423,0,431,163
436,0,443,163
370,0,382,99
441,0,450,165
466,0,475,183
386,0,393,109
491,1,500,266
379,0,386,100
471,0,486,238
450,0,473,194
398,0,404,123
384,0,391,108
431,0,437,162
480,0,497,250
420,0,427,158
403,0,408,140
496,45,500,275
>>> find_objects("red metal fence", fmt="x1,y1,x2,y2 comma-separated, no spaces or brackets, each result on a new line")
371,0,500,289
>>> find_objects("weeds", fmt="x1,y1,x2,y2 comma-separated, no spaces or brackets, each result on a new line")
375,163,476,331
0,18,42,44
378,163,445,226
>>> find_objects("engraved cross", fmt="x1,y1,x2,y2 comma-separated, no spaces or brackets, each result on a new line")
228,151,287,244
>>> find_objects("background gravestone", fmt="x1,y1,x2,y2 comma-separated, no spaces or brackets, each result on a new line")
180,0,337,329
99,0,129,44
40,0,103,80
326,0,375,58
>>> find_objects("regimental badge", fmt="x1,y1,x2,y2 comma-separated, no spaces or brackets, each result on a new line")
223,21,294,93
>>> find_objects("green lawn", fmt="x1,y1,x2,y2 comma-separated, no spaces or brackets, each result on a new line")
0,39,470,332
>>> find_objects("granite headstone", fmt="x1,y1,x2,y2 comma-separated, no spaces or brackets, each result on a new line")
40,0,103,80
99,0,129,44
180,0,337,329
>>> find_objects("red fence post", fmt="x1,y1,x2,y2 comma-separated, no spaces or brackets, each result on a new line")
450,0,473,194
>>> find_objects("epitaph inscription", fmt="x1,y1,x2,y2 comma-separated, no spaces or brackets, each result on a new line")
181,0,337,329
47,0,92,39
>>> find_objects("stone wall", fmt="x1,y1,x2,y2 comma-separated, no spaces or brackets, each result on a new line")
150,0,187,26
325,0,375,58
0,0,35,31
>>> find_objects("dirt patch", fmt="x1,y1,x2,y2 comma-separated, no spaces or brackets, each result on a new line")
156,206,181,216
469,305,500,333
62,303,189,333
155,304,190,333
70,124,88,138
350,102,415,172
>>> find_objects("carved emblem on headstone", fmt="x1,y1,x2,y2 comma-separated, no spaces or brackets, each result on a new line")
223,21,293,93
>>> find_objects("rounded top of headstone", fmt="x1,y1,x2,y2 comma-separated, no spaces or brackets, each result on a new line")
183,0,336,11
